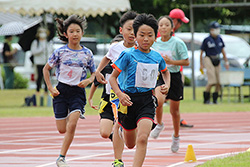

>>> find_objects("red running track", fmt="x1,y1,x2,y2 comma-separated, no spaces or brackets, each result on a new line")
0,112,250,167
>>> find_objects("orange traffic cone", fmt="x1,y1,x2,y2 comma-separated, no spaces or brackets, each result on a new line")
184,144,197,163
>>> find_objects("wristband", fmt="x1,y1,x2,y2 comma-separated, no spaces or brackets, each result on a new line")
225,61,229,65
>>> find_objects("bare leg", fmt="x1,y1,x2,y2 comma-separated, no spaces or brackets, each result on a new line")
154,86,166,125
57,111,80,156
132,119,152,167
99,118,113,138
169,100,180,137
112,122,124,160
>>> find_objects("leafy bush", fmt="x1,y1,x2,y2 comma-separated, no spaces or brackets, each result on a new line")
184,76,191,86
13,72,28,89
1,67,28,89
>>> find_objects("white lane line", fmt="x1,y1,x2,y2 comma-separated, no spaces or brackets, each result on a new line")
35,149,135,167
0,141,109,154
33,139,248,167
0,133,100,143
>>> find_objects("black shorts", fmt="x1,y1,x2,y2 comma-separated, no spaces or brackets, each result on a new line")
53,82,86,120
156,72,183,101
118,91,157,130
98,96,114,122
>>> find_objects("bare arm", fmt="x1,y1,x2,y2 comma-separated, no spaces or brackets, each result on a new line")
4,49,17,57
163,57,189,66
43,63,59,97
200,50,204,70
221,48,229,70
88,82,99,110
78,71,96,88
109,69,132,106
96,56,111,84
160,69,170,95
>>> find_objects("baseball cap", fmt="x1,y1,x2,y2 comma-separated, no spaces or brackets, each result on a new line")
169,9,189,24
209,21,221,29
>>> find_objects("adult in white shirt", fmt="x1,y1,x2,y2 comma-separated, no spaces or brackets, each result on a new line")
31,27,53,96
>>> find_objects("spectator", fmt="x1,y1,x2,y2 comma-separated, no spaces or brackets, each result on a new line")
31,27,53,97
200,21,229,104
2,35,17,89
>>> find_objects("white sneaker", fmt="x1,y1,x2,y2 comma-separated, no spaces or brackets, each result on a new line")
150,123,165,139
171,134,180,153
56,157,69,167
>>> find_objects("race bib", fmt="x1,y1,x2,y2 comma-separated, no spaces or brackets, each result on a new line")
159,50,173,67
58,63,82,85
105,73,111,95
135,62,158,88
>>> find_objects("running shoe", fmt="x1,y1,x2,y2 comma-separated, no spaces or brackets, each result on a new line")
171,134,180,153
180,119,193,128
150,123,165,139
56,157,69,167
112,159,124,167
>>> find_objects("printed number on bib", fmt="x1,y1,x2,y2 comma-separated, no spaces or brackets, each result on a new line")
135,62,158,88
58,63,82,85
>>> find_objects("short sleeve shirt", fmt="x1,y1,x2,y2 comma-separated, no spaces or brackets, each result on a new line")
112,47,167,93
152,36,189,73
48,44,96,86
105,41,127,63
200,35,225,56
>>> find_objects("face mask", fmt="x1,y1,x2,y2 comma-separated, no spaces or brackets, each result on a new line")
39,32,47,39
211,28,220,36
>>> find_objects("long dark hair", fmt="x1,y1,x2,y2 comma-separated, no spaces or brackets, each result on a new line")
56,14,87,42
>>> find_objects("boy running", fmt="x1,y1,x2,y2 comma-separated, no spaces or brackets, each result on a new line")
109,13,170,167
95,11,138,167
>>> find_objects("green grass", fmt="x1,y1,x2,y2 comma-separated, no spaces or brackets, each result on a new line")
0,86,250,117
197,151,250,167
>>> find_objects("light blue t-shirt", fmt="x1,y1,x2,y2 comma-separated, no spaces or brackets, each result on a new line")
113,47,167,93
152,36,188,73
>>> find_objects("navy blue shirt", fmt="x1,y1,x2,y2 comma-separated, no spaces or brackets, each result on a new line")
200,35,225,56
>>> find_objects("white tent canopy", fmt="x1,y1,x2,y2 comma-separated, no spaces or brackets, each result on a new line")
0,0,131,17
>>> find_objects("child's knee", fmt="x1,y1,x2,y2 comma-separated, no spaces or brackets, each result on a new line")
57,127,66,134
126,143,136,149
137,134,148,145
100,131,110,139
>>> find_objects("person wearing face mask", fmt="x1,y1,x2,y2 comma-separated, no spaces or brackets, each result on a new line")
200,21,229,104
31,27,53,102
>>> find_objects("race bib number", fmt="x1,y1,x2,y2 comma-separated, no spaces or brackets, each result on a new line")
58,63,82,85
135,62,158,88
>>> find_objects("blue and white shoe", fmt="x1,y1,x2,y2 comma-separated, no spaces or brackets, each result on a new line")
56,157,69,167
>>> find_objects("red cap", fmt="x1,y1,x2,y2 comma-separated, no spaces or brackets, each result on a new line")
169,9,189,24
